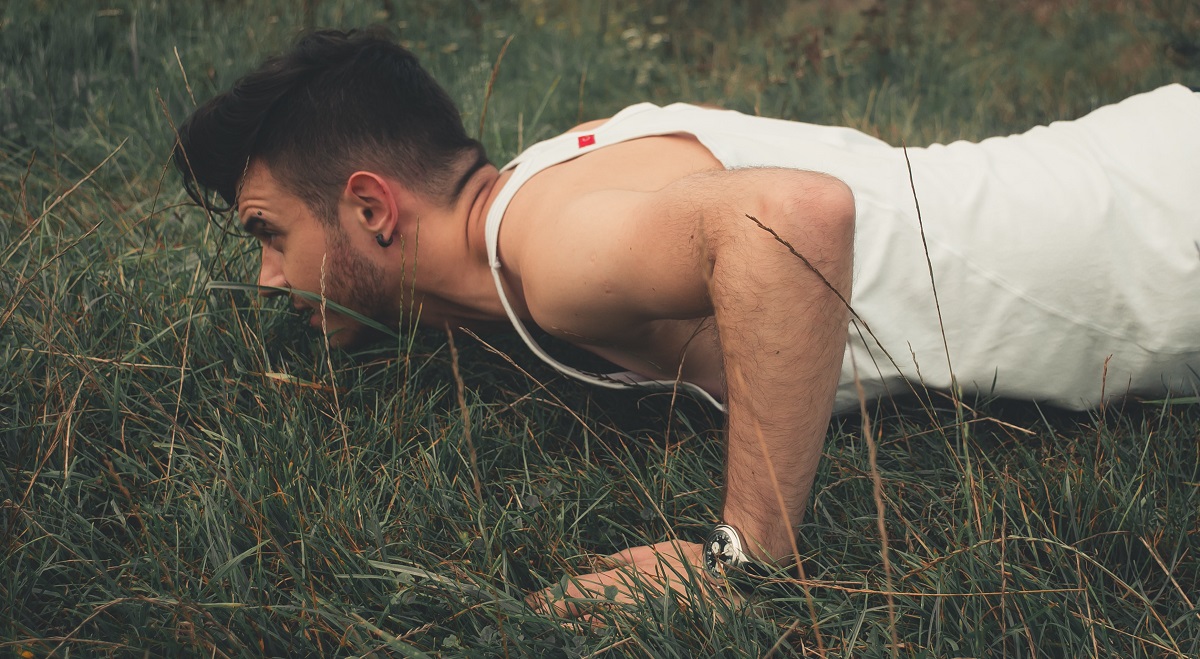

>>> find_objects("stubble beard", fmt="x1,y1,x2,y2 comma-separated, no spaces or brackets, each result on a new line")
319,230,390,346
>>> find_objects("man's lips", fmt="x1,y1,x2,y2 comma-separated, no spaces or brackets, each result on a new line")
292,301,321,327
291,298,354,331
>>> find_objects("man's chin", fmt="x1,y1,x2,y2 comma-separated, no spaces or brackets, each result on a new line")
303,311,353,347
309,314,386,349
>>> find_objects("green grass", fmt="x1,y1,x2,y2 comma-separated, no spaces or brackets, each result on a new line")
3,0,1199,656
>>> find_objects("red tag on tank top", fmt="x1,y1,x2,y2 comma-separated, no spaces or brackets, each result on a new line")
577,134,595,148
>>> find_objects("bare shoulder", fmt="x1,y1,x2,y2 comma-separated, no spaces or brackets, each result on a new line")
569,118,609,132
521,169,851,337
505,135,722,337
507,136,851,344
519,186,711,343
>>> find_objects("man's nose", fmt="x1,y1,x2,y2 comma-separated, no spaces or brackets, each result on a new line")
257,249,287,296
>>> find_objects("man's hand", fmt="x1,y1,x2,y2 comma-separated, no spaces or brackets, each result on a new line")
529,541,724,620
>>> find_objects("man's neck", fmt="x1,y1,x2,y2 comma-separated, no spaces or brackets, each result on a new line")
459,164,501,273
412,163,513,327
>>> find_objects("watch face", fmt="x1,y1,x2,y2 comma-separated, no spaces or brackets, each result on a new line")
704,525,739,579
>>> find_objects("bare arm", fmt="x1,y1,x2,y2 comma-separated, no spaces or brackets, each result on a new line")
526,168,854,611
700,170,855,563
547,168,854,557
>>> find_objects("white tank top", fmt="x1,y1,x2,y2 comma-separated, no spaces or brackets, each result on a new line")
485,85,1200,412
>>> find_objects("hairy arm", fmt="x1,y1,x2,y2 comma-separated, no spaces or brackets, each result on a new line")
699,169,855,563
526,168,854,611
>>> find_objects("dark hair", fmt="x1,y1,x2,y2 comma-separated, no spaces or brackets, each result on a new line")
173,28,488,222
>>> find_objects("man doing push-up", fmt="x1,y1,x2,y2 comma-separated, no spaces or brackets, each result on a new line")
174,29,1200,615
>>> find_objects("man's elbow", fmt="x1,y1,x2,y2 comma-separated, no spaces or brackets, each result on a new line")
770,172,856,297
768,172,856,255
829,175,856,226
705,169,856,270
797,173,855,238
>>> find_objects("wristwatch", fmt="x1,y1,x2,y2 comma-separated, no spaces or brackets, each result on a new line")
703,524,771,588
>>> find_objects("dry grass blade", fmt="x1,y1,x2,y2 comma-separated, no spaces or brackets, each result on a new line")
1,218,105,331
477,34,515,140
446,326,483,503
1,139,125,269
1139,536,1200,624
851,351,898,657
318,251,352,459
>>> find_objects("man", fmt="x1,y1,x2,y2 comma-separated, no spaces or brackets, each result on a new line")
175,29,1200,615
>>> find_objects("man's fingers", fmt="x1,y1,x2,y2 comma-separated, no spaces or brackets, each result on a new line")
594,551,631,570
602,546,642,567
529,542,709,621
526,571,632,618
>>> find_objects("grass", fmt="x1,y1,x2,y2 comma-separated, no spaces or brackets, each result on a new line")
2,0,1199,656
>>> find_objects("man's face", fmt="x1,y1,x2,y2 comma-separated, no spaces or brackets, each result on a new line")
237,162,390,347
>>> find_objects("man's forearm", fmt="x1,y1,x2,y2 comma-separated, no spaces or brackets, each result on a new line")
707,173,855,564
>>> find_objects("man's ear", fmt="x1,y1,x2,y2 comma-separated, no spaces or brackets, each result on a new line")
344,171,402,239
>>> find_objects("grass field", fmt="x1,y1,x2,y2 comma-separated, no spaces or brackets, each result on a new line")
3,0,1199,656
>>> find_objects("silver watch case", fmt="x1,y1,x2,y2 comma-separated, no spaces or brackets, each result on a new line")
703,524,765,581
